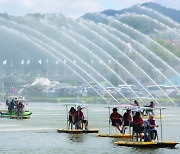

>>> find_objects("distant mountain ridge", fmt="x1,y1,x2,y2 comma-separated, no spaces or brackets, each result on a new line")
82,2,180,23
142,2,180,23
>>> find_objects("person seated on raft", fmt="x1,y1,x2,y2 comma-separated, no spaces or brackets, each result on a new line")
146,113,158,142
17,102,24,116
131,100,140,116
122,108,133,133
110,107,123,133
13,98,18,110
133,112,144,141
8,100,15,115
144,101,155,116
133,100,139,106
75,106,88,130
6,99,9,107
69,107,76,125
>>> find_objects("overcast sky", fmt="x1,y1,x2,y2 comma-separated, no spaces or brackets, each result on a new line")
0,0,179,18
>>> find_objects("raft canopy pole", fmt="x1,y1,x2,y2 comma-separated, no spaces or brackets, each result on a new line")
160,108,163,141
86,104,88,121
65,105,68,129
129,121,131,141
156,107,165,142
108,107,111,134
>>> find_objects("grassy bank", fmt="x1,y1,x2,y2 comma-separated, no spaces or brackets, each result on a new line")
27,96,180,106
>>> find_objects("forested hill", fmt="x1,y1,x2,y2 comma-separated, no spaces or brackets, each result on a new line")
82,2,180,23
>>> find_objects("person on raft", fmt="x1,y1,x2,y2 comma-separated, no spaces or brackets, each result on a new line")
146,113,158,142
17,101,24,117
69,107,76,124
144,101,155,115
133,112,144,141
122,108,133,133
75,106,88,130
110,107,123,133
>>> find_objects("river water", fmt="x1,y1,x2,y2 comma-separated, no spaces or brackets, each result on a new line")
0,102,179,154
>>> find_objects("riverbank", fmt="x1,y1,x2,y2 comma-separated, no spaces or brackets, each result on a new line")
27,96,180,106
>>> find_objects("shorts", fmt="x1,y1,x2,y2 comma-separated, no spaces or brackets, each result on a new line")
124,122,133,127
133,126,144,134
81,120,87,123
112,120,122,126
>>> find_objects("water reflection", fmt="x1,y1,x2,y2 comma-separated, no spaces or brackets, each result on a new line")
130,147,162,154
68,134,86,143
